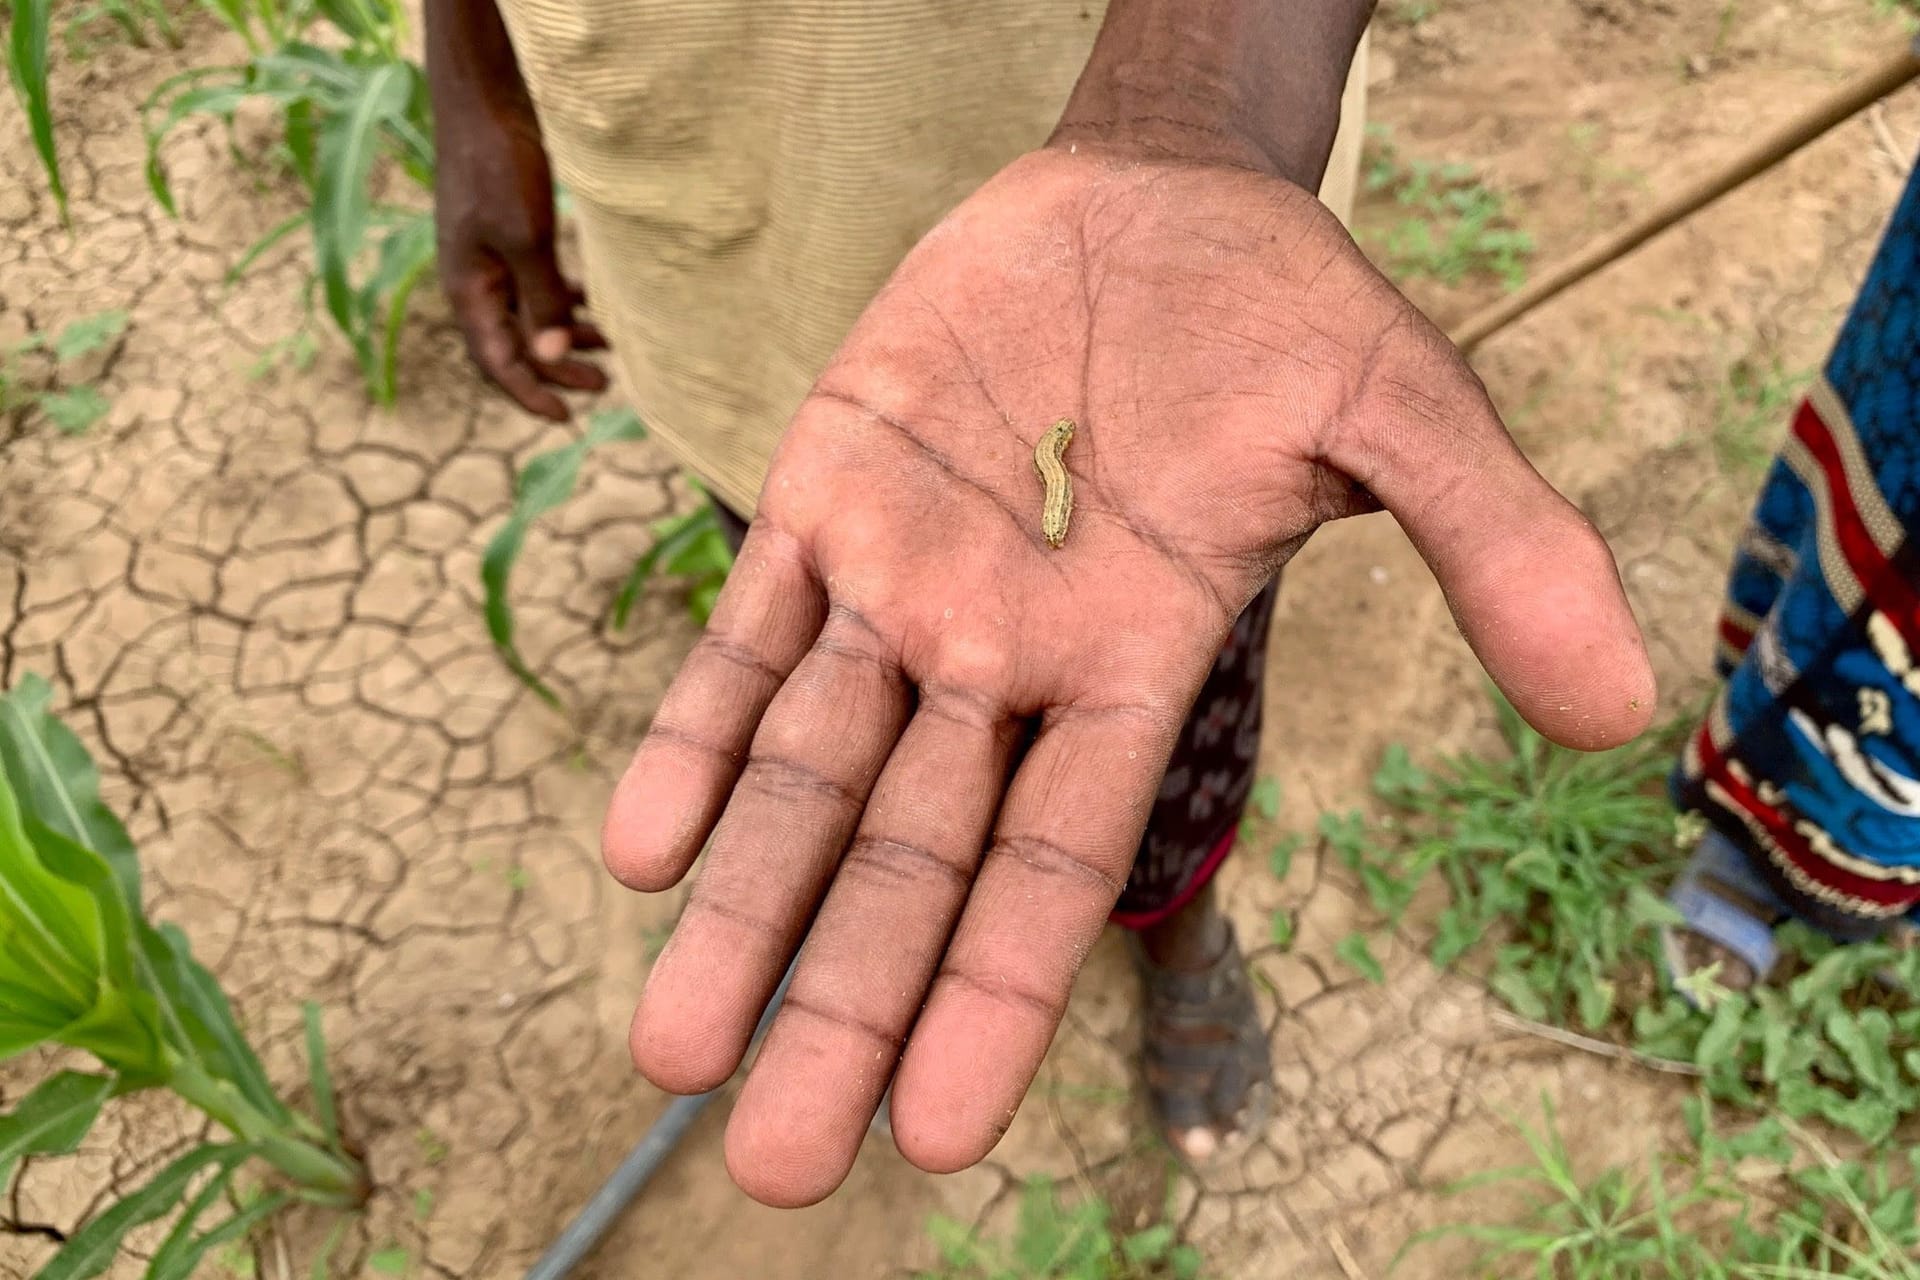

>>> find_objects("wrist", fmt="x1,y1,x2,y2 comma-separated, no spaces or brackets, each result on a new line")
1049,0,1371,189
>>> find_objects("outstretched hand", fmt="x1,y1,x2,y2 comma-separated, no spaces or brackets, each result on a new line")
602,147,1655,1206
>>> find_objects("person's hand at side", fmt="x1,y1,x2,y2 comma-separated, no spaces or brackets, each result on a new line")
604,0,1658,1208
425,0,606,420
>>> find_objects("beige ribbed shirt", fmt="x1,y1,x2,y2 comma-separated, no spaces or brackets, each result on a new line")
494,1,1368,516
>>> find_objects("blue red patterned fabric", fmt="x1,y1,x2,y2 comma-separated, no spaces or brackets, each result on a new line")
1673,161,1920,930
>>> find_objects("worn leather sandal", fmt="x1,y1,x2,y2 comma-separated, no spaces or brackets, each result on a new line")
1127,930,1273,1169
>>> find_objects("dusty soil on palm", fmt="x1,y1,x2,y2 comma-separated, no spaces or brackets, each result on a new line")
3,1,1916,1276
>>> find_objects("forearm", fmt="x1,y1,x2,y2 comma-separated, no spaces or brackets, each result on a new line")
425,0,534,117
1052,0,1375,189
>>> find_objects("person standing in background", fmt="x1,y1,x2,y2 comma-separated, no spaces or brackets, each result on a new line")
427,0,1658,1209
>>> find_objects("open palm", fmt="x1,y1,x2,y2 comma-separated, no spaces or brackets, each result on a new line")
603,148,1654,1206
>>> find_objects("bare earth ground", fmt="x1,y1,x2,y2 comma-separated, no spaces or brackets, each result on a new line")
4,1,1919,1276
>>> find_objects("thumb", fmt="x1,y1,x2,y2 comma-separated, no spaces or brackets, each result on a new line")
507,247,578,363
1327,326,1656,750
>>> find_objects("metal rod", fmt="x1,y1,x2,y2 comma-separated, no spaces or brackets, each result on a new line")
1451,42,1920,355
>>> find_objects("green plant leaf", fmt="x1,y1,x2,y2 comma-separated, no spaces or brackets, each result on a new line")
226,210,311,284
483,409,647,705
1247,776,1281,822
36,386,111,435
48,311,128,361
302,1002,340,1154
0,1071,115,1185
141,77,254,218
142,1163,233,1279
1267,834,1299,881
38,1143,251,1280
311,62,409,355
367,1245,409,1275
0,677,284,1115
610,506,712,628
1121,1224,1175,1263
143,1187,290,1280
5,0,66,220
356,212,435,402
1270,910,1294,949
1336,933,1385,984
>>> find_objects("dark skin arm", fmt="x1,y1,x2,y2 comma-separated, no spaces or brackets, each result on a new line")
607,0,1655,1208
425,0,607,420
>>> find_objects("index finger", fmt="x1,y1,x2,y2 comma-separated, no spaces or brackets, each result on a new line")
887,699,1182,1173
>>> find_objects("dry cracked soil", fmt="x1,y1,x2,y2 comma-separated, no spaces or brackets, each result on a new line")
4,0,1919,1276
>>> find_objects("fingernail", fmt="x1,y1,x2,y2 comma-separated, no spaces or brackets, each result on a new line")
532,327,571,363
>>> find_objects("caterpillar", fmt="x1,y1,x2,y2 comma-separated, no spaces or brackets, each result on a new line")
1033,417,1076,549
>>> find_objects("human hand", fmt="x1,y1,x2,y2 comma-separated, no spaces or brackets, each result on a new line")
432,88,606,419
603,147,1655,1206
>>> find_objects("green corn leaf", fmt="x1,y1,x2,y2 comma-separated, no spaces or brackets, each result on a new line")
149,921,289,1124
0,677,285,1118
35,386,111,435
284,97,317,186
0,1071,115,1186
141,1164,234,1280
4,0,65,220
483,409,647,705
144,1186,291,1280
0,764,109,1037
609,511,706,629
37,1143,251,1280
355,212,435,402
226,210,312,284
48,311,127,362
191,0,255,46
687,578,723,626
302,1002,340,1154
141,78,254,218
311,62,409,357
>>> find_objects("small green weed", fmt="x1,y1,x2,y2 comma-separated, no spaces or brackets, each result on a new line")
1711,356,1809,481
1339,689,1920,1147
0,309,126,435
917,1177,1204,1280
1384,0,1438,26
1405,1097,1920,1279
1361,125,1533,290
1634,927,1920,1146
1333,694,1683,1030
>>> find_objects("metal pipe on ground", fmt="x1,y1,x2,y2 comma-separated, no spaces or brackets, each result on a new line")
523,962,796,1280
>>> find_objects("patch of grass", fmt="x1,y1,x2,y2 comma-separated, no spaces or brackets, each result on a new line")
1349,696,1684,1030
917,1177,1204,1280
1337,688,1920,1148
1711,356,1809,481
1361,125,1534,290
0,308,127,435
1405,1097,1920,1279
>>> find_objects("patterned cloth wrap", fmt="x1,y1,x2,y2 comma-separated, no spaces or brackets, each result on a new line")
1674,159,1920,936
